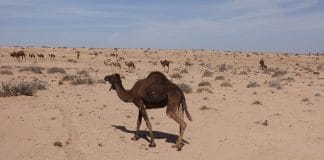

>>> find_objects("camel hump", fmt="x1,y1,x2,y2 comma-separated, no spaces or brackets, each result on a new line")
146,71,168,83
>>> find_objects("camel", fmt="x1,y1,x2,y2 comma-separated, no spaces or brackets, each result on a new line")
48,53,55,60
37,54,45,61
29,53,36,59
160,60,170,72
10,50,26,61
104,71,192,150
76,51,80,59
125,61,135,71
259,58,267,70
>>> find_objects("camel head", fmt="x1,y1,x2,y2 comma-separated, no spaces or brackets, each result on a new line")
104,73,122,91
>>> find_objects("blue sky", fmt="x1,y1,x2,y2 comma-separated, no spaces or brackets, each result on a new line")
0,0,324,53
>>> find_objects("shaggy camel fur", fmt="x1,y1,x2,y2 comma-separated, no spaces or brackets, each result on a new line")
259,59,267,70
104,71,192,150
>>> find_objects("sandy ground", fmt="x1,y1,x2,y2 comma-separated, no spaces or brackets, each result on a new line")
0,47,323,160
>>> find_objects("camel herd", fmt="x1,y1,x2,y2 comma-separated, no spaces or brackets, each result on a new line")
9,50,55,61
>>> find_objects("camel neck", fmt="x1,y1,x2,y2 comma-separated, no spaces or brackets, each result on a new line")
114,81,133,102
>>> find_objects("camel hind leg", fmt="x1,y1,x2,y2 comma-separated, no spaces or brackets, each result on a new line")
166,101,187,151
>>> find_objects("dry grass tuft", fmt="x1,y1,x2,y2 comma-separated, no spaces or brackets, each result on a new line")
19,66,45,74
198,81,211,87
202,69,213,77
247,81,260,88
47,67,66,74
0,80,47,97
170,73,183,79
0,69,13,75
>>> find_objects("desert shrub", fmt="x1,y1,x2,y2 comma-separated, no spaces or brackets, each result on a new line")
0,69,13,75
177,83,192,94
61,70,94,85
0,80,47,97
67,59,77,63
268,80,282,89
19,66,44,74
180,68,189,74
1,65,13,69
61,74,76,81
71,77,94,85
215,75,225,80
264,67,287,77
47,67,66,74
202,69,213,77
317,63,324,71
219,64,226,72
198,81,211,87
252,100,262,105
247,81,260,88
221,81,232,87
170,73,182,79
196,88,213,93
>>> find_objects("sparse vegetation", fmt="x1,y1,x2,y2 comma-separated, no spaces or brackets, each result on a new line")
177,83,192,93
198,81,211,87
268,80,282,89
215,75,225,80
264,67,288,77
252,100,262,105
170,73,182,79
67,59,77,63
196,88,213,93
202,69,213,77
47,67,66,74
219,64,226,72
19,66,44,74
61,70,94,85
180,68,189,74
0,69,13,75
221,81,232,87
247,81,260,88
0,80,47,97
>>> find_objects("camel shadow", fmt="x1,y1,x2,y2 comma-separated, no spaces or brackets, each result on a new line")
111,125,189,145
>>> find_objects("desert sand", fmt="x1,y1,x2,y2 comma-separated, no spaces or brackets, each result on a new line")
0,47,323,160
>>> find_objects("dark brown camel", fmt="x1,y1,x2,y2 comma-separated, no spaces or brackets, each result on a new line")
160,60,170,72
104,71,192,150
259,58,267,70
10,50,26,61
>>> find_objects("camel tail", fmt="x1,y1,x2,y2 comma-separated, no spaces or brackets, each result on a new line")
181,96,192,121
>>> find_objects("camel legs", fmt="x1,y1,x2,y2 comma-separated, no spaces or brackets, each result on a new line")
131,111,142,141
134,100,156,147
141,109,156,147
167,103,187,151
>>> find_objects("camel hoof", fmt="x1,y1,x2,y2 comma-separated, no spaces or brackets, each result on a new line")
172,143,184,151
149,143,156,147
131,136,139,141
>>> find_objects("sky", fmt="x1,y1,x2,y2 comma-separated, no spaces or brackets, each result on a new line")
0,0,324,53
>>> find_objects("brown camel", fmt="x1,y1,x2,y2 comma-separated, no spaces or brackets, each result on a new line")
37,54,45,61
10,50,26,61
48,53,55,60
104,71,192,151
160,60,170,72
259,58,267,70
125,61,135,70
29,53,36,59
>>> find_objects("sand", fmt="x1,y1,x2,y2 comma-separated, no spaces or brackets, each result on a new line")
0,47,323,160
